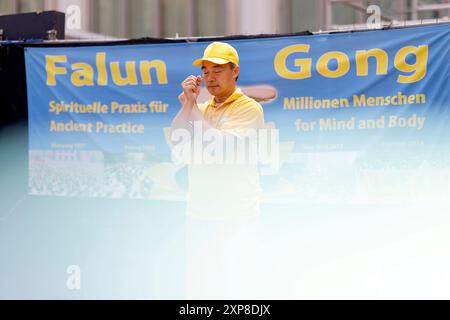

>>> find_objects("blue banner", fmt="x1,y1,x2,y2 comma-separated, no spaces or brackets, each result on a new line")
25,24,450,204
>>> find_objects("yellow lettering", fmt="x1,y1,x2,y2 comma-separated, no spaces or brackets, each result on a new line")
111,61,138,86
394,45,428,83
316,51,350,78
353,94,366,107
274,44,428,84
274,45,311,79
140,60,168,85
356,48,388,76
71,63,94,86
96,52,108,86
46,55,67,86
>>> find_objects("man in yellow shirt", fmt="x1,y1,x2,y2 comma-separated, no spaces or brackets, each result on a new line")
171,41,265,219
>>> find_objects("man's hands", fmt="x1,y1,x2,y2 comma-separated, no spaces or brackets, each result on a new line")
172,76,203,132
180,75,202,105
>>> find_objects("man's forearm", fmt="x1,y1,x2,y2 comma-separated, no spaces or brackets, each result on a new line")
171,103,192,131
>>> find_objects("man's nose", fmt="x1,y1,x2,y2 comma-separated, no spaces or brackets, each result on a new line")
204,73,216,81
206,77,216,85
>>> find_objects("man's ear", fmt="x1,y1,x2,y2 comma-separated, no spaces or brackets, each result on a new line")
233,65,240,81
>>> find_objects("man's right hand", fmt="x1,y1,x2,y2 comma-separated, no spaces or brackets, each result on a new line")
181,75,202,104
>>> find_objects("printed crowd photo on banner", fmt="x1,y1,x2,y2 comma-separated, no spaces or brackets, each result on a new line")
25,23,450,213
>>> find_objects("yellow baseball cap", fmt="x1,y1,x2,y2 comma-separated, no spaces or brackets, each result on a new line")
193,42,239,67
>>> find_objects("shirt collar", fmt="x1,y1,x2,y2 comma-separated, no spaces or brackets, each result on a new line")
210,88,243,108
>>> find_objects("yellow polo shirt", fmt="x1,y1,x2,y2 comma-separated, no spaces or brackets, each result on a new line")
187,88,265,219
198,88,264,134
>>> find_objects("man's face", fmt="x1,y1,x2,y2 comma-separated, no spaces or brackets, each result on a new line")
201,61,240,98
